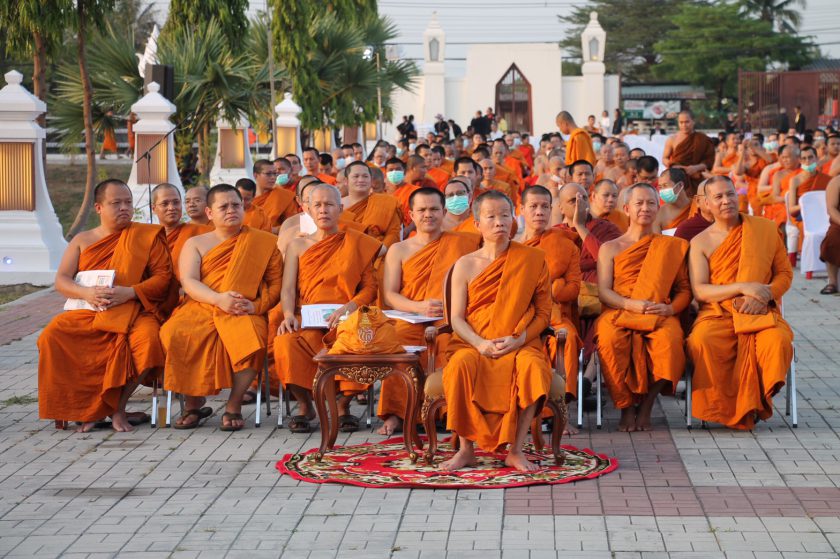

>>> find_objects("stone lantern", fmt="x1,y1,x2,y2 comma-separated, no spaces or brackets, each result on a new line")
0,70,67,285
209,112,254,185
421,13,446,127
274,92,302,158
581,12,607,124
126,81,183,223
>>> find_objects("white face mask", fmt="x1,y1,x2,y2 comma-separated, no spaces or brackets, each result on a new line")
551,174,563,183
560,133,571,142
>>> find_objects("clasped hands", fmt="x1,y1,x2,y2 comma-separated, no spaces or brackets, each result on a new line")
475,332,526,359
85,285,134,311
216,291,255,316
735,282,772,315
623,298,674,316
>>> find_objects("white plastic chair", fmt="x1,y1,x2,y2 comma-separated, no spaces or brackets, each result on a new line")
799,191,829,276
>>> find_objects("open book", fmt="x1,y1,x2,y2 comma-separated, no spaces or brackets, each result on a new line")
300,304,344,329
382,310,440,324
63,269,115,311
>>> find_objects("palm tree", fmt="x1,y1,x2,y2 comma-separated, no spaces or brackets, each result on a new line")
738,0,806,33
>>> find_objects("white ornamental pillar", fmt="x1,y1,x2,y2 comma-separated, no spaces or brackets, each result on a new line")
0,70,67,285
210,112,254,185
421,13,446,128
581,12,607,126
274,92,302,159
126,81,183,222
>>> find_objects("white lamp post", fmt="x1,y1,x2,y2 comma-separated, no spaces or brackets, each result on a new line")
210,112,254,185
274,92,302,158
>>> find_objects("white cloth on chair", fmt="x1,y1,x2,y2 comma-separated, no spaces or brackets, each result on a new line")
799,191,829,274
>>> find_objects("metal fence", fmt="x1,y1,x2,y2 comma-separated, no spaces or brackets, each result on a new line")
738,69,840,132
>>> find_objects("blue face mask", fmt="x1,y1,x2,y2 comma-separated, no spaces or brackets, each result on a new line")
387,170,405,185
592,141,602,153
803,162,817,173
445,194,470,215
336,158,346,170
275,173,290,186
396,148,404,156
659,184,681,204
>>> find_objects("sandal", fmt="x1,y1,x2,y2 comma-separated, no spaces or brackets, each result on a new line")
289,415,311,433
338,414,359,433
220,412,244,432
241,390,258,405
173,407,213,430
820,284,838,295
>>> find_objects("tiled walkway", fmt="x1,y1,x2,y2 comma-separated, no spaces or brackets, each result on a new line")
0,274,838,558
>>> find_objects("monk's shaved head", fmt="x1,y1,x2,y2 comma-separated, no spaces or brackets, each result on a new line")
558,182,587,199
407,154,425,170
151,182,180,203
593,179,618,195
521,185,553,205
473,190,514,221
704,175,735,197
297,175,320,197
308,183,342,205
94,178,131,204
206,183,241,207
625,182,659,200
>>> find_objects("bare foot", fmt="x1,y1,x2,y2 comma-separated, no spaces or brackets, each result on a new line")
505,450,540,472
376,415,403,436
224,403,245,430
111,411,134,432
563,424,579,435
618,407,637,432
439,446,477,471
635,405,654,431
75,422,96,433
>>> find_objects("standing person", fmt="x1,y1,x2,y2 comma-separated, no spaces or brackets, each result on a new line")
612,108,623,136
600,110,612,137
778,108,790,134
794,106,806,135
556,111,596,166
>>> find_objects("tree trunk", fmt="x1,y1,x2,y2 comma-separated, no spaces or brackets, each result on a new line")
66,1,97,240
197,120,211,183
33,31,48,166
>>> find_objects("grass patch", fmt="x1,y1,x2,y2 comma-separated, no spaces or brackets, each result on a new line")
0,284,46,306
2,395,38,406
45,162,132,235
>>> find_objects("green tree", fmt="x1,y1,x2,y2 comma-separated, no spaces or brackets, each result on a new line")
738,0,806,33
162,0,248,49
654,2,816,111
558,0,690,82
272,0,319,129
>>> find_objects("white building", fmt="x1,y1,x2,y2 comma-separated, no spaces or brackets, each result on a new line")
384,12,620,140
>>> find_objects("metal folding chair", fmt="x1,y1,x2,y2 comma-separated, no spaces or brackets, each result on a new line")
576,349,602,429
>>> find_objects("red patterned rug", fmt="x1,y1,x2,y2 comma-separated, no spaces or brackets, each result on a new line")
276,436,618,489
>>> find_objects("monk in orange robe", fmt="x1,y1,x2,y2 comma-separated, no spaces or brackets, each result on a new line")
820,175,840,293
517,134,536,168
596,183,691,431
687,176,793,430
712,133,739,175
442,175,478,233
440,190,553,472
377,187,480,435
392,155,433,225
655,167,694,231
491,140,524,193
161,184,282,431
274,184,381,433
734,139,771,216
342,161,401,251
252,158,298,232
787,146,831,251
426,145,451,190
302,146,336,185
38,179,172,432
663,110,715,192
557,111,596,166
765,146,803,227
590,179,629,232
235,178,272,231
185,185,210,225
479,157,519,206
820,134,839,176
517,186,582,421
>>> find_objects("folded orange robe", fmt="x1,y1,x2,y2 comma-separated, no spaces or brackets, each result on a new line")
38,224,172,422
440,159,454,175
715,151,738,174
595,235,691,409
274,228,381,391
452,218,479,235
244,204,272,231
505,154,526,179
342,193,402,248
161,227,282,395
523,230,582,400
565,128,596,166
377,232,481,419
443,243,553,451
670,132,716,191
252,188,298,228
687,215,793,430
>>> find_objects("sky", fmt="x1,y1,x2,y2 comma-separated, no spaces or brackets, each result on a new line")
147,0,840,62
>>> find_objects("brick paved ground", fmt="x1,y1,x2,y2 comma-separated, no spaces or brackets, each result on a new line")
0,274,838,558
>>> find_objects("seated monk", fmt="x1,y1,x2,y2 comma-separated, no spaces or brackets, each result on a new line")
662,109,715,193
160,184,282,430
569,159,595,193
342,161,401,255
150,183,210,280
252,158,298,233
687,176,793,430
603,142,629,183
655,167,693,232
426,145,452,190
393,155,432,225
377,187,481,435
441,190,553,472
674,179,714,242
516,186,582,427
823,134,839,177
820,175,840,294
734,138,771,216
274,184,382,433
712,133,739,176
282,153,303,191
38,179,172,432
479,157,519,206
442,177,478,234
368,166,385,194
236,178,271,231
491,139,524,193
596,183,691,431
185,185,210,226
787,145,831,223
302,147,336,185
762,146,801,227
276,176,323,256
590,179,629,232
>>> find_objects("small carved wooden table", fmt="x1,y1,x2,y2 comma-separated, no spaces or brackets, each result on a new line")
311,350,425,463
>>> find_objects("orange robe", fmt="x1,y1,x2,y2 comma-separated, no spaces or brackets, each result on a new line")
342,193,402,248
494,162,524,194
443,243,552,451
316,173,337,185
670,132,716,191
505,154,526,179
440,159,454,175
243,204,272,231
765,169,803,226
377,232,481,419
452,218,479,234
38,224,172,422
687,215,793,430
163,222,211,316
599,209,629,233
596,235,691,409
517,144,535,168
663,203,693,230
161,227,282,395
393,184,423,226
745,158,768,216
565,128,596,166
252,187,298,228
716,151,738,175
523,230,582,400
482,179,520,207
427,167,451,190
273,229,381,391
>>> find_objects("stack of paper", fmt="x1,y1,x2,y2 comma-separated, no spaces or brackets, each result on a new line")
383,310,440,324
63,270,115,311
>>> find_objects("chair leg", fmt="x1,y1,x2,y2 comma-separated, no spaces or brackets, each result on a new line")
789,351,798,428
165,390,172,428
423,398,444,465
263,356,271,418
277,386,285,428
367,385,374,429
686,366,693,430
151,376,158,428
595,352,602,430
577,349,584,429
255,366,262,428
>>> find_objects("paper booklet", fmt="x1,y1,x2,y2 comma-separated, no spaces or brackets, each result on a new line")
382,310,440,324
300,304,344,329
299,212,318,235
63,269,116,311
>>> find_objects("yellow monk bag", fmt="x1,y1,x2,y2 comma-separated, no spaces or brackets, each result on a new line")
327,306,404,355
578,281,602,317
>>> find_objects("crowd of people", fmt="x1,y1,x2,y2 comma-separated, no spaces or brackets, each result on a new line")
37,107,839,472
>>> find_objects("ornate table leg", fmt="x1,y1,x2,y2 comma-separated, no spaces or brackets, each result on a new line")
312,366,338,462
398,368,419,463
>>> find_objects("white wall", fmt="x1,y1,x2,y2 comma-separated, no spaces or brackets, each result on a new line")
561,75,621,133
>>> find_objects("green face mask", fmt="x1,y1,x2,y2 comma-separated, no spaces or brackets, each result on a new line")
445,194,470,215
